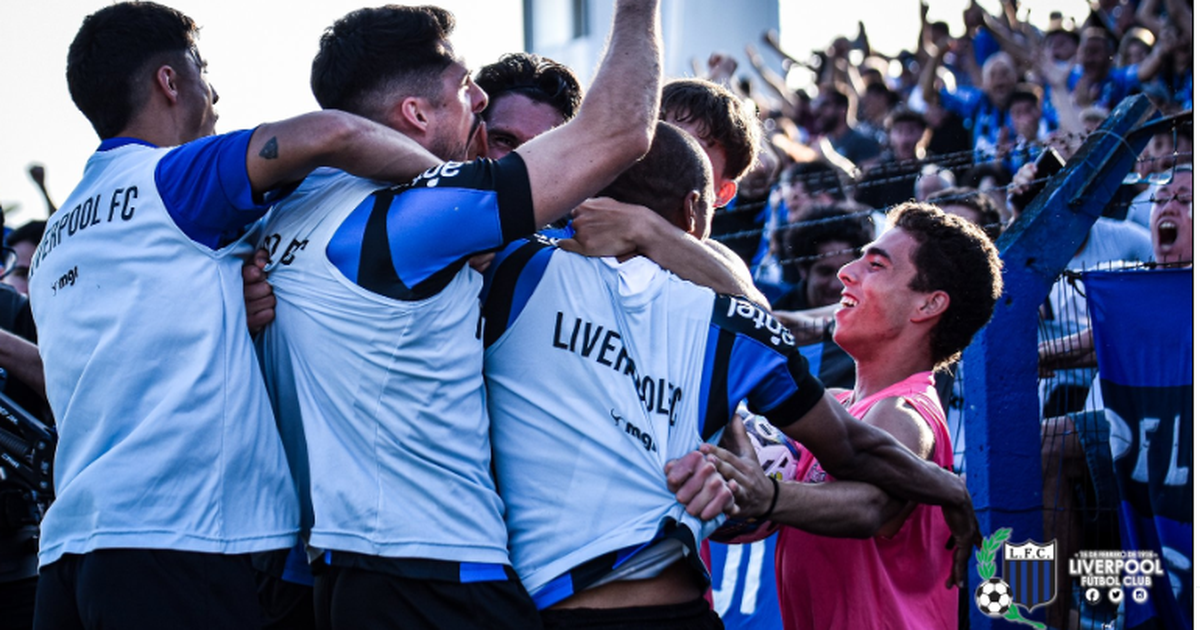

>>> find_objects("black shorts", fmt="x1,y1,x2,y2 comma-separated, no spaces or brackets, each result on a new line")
313,562,541,630
34,549,261,630
539,596,724,630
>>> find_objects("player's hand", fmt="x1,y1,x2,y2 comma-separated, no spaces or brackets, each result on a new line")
941,483,982,589
244,248,276,335
664,451,735,521
701,417,775,519
557,197,645,258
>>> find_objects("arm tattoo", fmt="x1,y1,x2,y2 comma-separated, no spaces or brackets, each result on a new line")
259,137,279,160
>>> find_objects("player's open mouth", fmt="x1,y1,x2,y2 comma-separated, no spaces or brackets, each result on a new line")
840,294,858,308
1157,220,1179,246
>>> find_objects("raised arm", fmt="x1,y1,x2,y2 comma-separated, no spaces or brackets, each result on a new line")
514,0,661,228
244,110,441,198
560,197,769,306
920,44,949,106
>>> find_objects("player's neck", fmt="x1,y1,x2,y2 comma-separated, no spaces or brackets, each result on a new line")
850,340,933,402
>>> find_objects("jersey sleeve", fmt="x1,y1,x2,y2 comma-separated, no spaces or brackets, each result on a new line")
479,236,557,348
697,295,826,440
939,85,981,120
156,129,276,249
326,153,536,301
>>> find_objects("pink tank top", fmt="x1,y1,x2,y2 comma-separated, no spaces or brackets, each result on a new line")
776,372,957,630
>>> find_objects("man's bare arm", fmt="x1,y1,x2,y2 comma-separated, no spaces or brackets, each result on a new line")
515,0,661,228
245,111,441,198
561,198,769,306
690,417,904,538
777,394,979,587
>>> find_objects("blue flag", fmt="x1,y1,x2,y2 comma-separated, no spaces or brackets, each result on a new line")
1084,267,1193,629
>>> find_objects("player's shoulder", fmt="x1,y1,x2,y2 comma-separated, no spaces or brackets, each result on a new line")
390,154,529,194
709,294,797,352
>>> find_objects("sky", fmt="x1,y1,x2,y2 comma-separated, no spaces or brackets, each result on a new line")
0,0,1090,226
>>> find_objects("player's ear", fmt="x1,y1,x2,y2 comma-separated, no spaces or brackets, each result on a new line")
715,179,738,208
913,290,949,323
155,65,180,105
394,96,430,134
681,190,702,237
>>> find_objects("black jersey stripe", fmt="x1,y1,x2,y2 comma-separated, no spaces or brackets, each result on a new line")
482,239,551,347
701,328,735,441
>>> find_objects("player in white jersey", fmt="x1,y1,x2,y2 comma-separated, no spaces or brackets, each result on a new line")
482,122,982,628
254,3,663,628
29,4,442,629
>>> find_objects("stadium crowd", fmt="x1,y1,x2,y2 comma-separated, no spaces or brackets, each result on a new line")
0,0,1191,629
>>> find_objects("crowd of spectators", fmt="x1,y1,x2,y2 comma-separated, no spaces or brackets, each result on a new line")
693,0,1190,310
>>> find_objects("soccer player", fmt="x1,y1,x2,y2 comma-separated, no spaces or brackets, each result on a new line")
254,2,662,628
474,52,583,160
708,202,1003,630
482,123,984,628
28,3,444,629
564,78,768,304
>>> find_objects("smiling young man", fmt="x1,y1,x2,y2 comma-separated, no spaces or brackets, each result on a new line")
708,202,1003,630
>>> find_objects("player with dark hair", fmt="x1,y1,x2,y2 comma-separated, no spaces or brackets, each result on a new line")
483,126,984,629
254,2,663,628
708,202,1003,630
475,52,582,160
29,3,442,628
564,78,769,305
660,78,760,208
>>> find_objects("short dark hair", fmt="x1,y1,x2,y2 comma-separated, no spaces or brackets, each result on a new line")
598,122,713,226
782,161,846,201
67,2,199,139
311,6,456,117
821,85,851,111
926,187,1003,241
6,221,46,248
784,205,874,271
475,53,582,122
886,106,927,130
660,79,761,182
864,82,898,107
889,202,1003,369
1009,84,1043,108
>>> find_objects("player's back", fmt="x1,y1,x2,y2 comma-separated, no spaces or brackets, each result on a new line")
483,239,809,607
259,167,509,563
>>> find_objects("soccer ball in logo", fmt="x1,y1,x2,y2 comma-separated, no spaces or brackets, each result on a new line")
975,578,1013,617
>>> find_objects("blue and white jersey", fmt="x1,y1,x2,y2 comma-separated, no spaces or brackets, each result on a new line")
29,133,298,567
257,156,535,569
481,239,825,608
